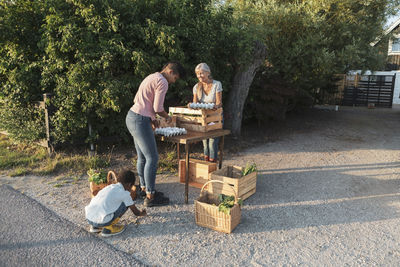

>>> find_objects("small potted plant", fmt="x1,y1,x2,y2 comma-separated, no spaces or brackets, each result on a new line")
88,169,112,197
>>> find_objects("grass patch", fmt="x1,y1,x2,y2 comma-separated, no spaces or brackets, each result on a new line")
0,135,47,169
158,151,178,174
9,167,29,177
0,134,112,177
1,133,181,180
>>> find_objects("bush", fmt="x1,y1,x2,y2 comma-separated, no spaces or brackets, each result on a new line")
0,0,237,144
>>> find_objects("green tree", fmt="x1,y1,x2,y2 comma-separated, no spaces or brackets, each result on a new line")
224,0,399,136
1,0,239,144
0,0,46,142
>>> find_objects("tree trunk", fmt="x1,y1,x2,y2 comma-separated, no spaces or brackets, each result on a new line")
225,40,267,137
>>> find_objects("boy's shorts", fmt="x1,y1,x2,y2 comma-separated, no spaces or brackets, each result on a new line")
87,203,128,227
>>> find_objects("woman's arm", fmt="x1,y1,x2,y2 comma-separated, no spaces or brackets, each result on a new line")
215,91,222,108
156,110,171,123
188,84,198,108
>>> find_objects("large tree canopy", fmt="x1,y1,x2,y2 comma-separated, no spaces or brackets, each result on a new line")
0,0,238,143
224,0,400,135
1,0,398,142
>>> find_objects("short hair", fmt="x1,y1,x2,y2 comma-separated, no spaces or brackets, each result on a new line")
162,61,186,79
195,63,211,73
117,169,136,185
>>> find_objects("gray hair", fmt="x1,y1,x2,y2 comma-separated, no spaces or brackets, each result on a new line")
195,63,211,73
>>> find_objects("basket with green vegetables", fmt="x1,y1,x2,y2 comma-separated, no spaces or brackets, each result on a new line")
87,169,107,185
218,194,243,215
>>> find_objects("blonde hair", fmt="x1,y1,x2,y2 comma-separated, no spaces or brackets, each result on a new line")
195,63,212,100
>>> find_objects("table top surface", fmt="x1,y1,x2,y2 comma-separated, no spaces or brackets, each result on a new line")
160,129,231,144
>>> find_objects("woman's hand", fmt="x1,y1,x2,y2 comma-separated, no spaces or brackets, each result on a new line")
213,104,221,110
151,119,160,129
187,102,192,108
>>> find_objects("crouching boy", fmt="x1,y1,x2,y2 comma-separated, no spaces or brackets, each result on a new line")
85,169,146,237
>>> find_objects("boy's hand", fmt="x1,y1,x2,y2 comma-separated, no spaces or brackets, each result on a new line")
130,187,137,200
139,209,147,216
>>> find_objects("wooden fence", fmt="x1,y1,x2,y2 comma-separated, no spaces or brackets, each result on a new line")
35,93,55,154
320,74,396,108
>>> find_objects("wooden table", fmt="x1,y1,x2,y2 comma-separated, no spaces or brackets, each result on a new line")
160,129,231,204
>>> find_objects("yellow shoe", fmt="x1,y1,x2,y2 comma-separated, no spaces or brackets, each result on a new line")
100,217,125,237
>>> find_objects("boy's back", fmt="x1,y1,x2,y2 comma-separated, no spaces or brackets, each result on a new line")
85,183,134,224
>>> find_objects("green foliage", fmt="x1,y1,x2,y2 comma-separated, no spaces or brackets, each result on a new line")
218,194,243,215
0,0,47,142
231,0,399,121
0,0,239,144
87,168,107,185
1,0,397,143
242,162,257,176
88,154,111,170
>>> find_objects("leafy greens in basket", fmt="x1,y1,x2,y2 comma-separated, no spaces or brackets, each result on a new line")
242,162,257,176
218,194,243,215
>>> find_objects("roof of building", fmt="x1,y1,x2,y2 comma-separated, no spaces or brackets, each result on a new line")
371,17,400,46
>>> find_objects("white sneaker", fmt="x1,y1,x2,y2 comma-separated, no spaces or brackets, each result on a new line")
89,225,102,233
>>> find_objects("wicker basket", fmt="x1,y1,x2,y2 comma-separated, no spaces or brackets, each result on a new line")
89,170,117,198
90,170,137,199
195,180,241,234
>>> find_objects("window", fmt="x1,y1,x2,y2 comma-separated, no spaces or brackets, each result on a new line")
392,38,400,52
389,36,400,55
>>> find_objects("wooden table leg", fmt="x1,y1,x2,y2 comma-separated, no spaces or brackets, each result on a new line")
218,135,224,169
184,143,190,204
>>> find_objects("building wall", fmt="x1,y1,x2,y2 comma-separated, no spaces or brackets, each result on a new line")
387,26,400,70
387,55,400,70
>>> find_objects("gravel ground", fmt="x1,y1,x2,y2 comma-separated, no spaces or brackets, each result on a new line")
2,106,400,266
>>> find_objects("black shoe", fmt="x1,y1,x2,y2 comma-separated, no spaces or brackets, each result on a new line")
138,189,146,199
139,189,164,199
144,194,170,207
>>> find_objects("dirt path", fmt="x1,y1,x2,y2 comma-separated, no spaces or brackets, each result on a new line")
2,106,400,266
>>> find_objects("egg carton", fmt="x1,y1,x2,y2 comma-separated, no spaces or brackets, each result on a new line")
189,102,215,109
155,127,187,137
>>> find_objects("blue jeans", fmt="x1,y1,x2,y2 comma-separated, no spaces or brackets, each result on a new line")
126,110,158,194
203,112,223,160
87,203,128,227
203,138,219,160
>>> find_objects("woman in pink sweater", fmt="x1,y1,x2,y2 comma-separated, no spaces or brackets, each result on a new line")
126,62,185,207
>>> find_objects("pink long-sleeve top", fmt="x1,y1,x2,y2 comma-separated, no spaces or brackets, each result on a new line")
130,72,168,120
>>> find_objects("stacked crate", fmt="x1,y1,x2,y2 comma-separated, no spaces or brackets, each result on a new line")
169,106,223,132
209,165,257,200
